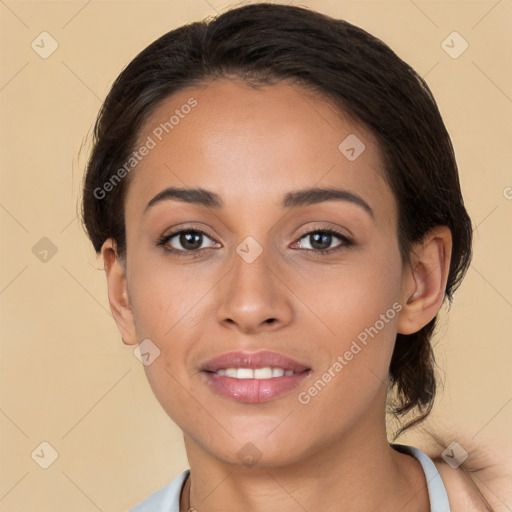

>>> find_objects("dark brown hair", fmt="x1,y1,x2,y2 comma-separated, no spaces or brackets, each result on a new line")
81,2,472,437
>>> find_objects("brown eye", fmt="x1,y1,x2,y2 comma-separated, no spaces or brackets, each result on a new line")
296,230,352,252
175,231,205,251
157,229,220,254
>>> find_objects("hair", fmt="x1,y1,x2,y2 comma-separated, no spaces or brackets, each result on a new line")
81,2,472,437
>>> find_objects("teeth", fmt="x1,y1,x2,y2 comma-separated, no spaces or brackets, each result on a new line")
215,367,294,379
254,367,272,379
236,368,254,379
272,367,284,377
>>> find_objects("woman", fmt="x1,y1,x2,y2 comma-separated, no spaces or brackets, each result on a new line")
81,3,493,511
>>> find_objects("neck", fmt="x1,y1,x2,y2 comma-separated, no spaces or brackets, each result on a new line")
181,416,430,512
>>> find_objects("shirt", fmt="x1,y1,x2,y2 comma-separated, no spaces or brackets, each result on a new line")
130,443,451,511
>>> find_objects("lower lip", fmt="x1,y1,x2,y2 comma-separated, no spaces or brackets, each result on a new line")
202,371,309,403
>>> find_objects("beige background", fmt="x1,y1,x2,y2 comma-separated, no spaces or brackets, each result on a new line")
0,1,511,511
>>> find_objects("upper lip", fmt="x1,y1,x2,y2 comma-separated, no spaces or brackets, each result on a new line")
202,350,310,373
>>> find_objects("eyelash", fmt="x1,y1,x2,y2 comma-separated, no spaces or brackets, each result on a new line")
155,225,354,258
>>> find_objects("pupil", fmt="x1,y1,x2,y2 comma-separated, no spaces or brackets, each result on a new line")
311,232,331,250
181,232,202,250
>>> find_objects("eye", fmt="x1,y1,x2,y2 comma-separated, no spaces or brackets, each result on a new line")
294,228,353,254
156,228,220,254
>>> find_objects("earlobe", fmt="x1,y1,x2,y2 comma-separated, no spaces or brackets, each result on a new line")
397,226,453,335
101,239,138,345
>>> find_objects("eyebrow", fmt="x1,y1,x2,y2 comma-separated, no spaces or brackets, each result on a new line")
145,186,374,218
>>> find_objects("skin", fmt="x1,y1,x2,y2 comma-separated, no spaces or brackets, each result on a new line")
101,79,455,511
412,424,511,511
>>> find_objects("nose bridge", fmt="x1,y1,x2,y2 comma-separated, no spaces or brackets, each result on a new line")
216,236,293,331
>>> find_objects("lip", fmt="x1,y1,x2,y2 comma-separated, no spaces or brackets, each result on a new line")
201,350,311,403
202,350,310,373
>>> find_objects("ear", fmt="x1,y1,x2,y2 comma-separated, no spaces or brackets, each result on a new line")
397,226,452,335
101,238,138,345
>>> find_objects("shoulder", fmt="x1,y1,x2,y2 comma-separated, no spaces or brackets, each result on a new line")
417,430,512,512
431,458,491,511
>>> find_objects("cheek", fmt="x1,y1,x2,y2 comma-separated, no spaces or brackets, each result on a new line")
294,276,402,441
297,245,403,341
298,247,404,394
126,262,211,426
128,257,213,339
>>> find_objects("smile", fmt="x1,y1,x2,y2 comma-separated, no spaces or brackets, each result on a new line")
214,367,295,378
201,351,310,403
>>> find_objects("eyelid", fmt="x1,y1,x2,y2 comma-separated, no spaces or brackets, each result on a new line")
294,223,353,244
155,225,221,254
291,225,353,252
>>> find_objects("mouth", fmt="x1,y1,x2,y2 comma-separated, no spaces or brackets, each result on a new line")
201,350,311,403
214,367,296,378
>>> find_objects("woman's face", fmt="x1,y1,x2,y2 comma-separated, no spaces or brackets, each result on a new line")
121,78,408,466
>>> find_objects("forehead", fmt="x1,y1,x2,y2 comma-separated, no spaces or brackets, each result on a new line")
126,78,395,221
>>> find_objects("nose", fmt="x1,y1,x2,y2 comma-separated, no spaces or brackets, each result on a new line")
216,244,294,334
